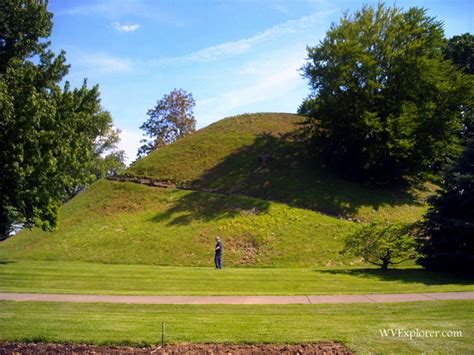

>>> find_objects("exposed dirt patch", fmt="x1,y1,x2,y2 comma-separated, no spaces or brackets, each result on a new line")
227,234,260,265
0,342,352,354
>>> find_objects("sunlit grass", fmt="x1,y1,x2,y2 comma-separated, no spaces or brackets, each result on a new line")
1,300,472,353
1,261,472,296
126,113,434,223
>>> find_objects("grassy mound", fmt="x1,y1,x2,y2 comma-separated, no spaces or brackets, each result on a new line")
0,180,356,267
1,113,437,267
126,113,434,223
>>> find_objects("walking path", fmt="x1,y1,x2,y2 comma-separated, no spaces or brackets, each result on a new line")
1,291,473,305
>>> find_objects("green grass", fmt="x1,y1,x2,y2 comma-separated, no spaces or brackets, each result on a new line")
0,113,438,267
1,300,472,353
0,179,435,267
1,261,472,296
0,180,357,267
126,112,435,223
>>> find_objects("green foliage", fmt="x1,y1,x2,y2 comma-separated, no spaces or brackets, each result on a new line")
127,113,434,223
342,223,418,270
444,33,474,74
0,0,53,73
300,3,473,182
0,0,122,238
418,138,474,274
138,88,196,158
91,123,126,181
443,33,474,139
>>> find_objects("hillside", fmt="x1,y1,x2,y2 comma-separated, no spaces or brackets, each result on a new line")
0,113,436,267
126,112,434,223
0,180,354,267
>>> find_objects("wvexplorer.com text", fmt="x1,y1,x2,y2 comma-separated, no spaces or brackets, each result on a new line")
379,328,463,339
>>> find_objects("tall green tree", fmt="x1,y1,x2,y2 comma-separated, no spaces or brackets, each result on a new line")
0,0,122,239
444,33,474,140
300,3,473,183
418,138,474,275
444,33,474,75
138,89,196,158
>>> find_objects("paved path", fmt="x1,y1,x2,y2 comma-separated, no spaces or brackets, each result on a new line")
1,291,473,305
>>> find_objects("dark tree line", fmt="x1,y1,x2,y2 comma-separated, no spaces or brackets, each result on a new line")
418,138,474,274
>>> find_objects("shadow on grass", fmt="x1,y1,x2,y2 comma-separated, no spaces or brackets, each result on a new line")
189,131,424,219
150,190,270,226
149,130,427,224
318,268,474,285
0,259,15,265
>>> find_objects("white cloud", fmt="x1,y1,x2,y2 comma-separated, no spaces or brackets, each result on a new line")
117,129,143,165
195,49,306,126
112,22,140,32
56,0,182,26
270,2,290,14
57,0,142,17
158,10,333,65
75,52,132,75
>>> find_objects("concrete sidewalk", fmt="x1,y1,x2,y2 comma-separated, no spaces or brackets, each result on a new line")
1,291,473,304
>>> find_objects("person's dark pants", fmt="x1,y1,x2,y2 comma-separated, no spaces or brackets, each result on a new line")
214,254,222,269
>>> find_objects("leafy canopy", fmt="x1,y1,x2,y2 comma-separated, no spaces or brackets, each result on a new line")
138,89,196,158
444,33,474,75
418,137,474,275
0,0,123,239
342,222,418,270
300,3,473,183
444,33,474,139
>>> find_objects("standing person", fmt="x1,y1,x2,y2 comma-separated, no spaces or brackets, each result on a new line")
214,236,223,269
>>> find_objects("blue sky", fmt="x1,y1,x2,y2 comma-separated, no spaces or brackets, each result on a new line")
48,0,473,163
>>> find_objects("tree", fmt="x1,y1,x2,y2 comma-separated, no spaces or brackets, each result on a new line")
92,123,125,179
300,3,473,183
418,138,474,275
342,223,419,270
63,117,126,199
444,33,474,75
0,0,122,239
0,0,52,73
138,89,196,157
444,33,474,140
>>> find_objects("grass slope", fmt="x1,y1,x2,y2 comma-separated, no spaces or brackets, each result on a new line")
126,112,434,223
1,300,472,353
0,180,355,267
1,261,473,295
0,114,437,267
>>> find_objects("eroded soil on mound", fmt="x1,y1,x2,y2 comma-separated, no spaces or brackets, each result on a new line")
0,342,352,354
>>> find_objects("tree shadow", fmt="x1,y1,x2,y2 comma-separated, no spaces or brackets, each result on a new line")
318,268,473,285
186,130,424,220
150,190,270,226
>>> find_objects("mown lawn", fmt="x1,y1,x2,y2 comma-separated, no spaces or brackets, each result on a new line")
0,300,472,353
1,261,472,296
